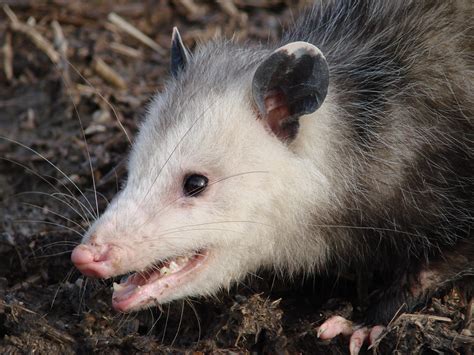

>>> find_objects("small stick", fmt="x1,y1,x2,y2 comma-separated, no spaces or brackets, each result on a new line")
51,20,70,85
92,57,127,90
107,12,165,55
2,31,13,81
3,4,60,64
51,20,67,58
173,0,206,20
399,313,452,323
109,42,143,59
218,0,248,25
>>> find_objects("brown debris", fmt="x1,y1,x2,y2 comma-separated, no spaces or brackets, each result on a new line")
107,12,165,55
218,0,248,27
92,57,127,90
3,5,60,64
2,31,13,81
51,20,70,85
109,42,143,59
172,0,207,21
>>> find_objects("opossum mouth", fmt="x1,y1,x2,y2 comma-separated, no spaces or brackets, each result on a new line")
111,249,209,312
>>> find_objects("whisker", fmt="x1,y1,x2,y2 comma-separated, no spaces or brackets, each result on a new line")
141,170,269,228
59,72,100,220
62,57,132,144
13,219,83,237
51,267,76,309
78,277,89,314
0,158,93,224
135,227,245,245
171,301,185,347
38,241,78,249
21,202,87,233
136,96,220,214
185,299,201,344
146,220,272,237
161,304,171,343
0,136,97,219
33,250,75,259
306,223,422,238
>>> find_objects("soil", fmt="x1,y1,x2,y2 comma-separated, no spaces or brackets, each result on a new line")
0,1,472,354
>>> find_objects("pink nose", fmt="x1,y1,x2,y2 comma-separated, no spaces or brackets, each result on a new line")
71,244,116,278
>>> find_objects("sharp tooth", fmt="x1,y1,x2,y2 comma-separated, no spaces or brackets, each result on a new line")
113,282,125,292
176,256,189,265
160,266,171,275
169,261,180,272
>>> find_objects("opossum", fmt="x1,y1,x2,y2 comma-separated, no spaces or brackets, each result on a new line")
71,0,473,347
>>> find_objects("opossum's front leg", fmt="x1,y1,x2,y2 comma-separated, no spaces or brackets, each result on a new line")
317,243,473,354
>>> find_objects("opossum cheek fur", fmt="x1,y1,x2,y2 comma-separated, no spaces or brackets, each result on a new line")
70,163,281,313
70,39,335,312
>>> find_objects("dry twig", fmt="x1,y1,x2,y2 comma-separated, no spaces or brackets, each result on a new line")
92,57,127,90
51,20,70,84
2,31,13,81
218,0,248,26
107,12,165,55
3,4,60,64
109,42,143,59
173,0,206,20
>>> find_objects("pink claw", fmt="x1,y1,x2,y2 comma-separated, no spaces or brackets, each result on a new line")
317,315,354,339
349,327,369,355
317,315,385,354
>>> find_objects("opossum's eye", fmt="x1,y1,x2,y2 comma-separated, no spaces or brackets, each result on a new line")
183,174,209,197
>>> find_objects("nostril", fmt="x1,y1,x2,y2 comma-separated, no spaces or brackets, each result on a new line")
87,234,98,245
71,243,116,278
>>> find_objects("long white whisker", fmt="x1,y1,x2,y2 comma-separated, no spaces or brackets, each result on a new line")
21,202,87,233
0,136,97,219
141,171,269,228
62,57,132,144
136,97,220,213
161,304,171,343
171,301,185,347
59,73,100,220
185,299,202,344
1,158,93,224
51,267,76,309
14,219,83,237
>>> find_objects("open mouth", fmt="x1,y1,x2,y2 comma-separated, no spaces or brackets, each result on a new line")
112,249,209,312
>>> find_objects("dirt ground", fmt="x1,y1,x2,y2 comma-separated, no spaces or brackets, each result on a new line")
0,1,472,354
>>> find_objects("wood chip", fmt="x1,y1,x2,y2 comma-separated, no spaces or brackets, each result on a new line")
109,42,143,59
92,57,127,90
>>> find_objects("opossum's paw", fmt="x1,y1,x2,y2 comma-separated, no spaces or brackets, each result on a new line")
317,315,385,355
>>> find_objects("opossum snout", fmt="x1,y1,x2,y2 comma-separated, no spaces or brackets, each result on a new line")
71,243,121,279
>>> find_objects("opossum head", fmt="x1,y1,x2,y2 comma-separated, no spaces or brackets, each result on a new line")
71,29,331,312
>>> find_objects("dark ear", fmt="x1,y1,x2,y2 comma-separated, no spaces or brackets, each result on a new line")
252,41,329,141
171,27,191,78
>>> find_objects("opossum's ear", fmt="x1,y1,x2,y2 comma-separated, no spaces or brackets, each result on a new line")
171,27,190,78
252,42,329,141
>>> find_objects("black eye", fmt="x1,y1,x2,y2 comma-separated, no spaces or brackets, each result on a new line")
183,174,209,197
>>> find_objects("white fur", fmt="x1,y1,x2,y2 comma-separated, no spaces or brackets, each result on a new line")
83,75,340,304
